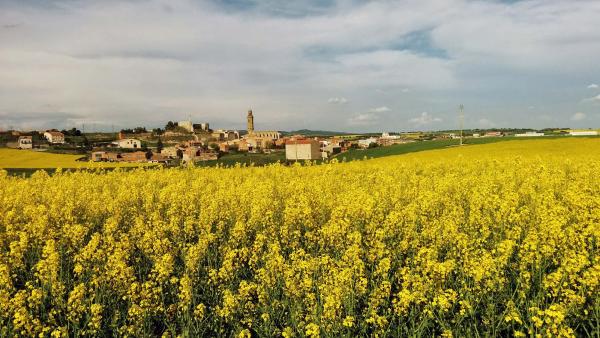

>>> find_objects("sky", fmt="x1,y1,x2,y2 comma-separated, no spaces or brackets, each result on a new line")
1,0,600,132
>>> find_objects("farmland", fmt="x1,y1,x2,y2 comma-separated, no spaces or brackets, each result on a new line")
0,148,152,171
0,138,599,337
336,135,591,161
195,151,286,168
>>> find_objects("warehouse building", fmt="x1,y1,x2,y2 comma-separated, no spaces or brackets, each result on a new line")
285,139,321,160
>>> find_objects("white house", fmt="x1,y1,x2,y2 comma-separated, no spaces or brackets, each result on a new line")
358,137,378,148
112,138,142,149
44,131,65,144
161,146,180,158
286,139,321,160
18,136,33,149
212,129,240,141
381,132,400,139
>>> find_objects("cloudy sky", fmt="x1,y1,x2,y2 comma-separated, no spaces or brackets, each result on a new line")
1,0,599,132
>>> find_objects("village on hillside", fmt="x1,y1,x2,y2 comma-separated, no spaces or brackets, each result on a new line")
1,109,599,167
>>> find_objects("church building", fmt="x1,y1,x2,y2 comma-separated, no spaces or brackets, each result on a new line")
243,109,281,150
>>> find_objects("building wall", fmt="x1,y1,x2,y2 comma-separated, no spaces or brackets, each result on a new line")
91,152,106,161
116,139,141,148
358,138,378,148
161,147,179,158
570,131,598,136
179,120,194,132
252,131,281,139
18,138,33,149
120,151,147,162
44,132,65,144
286,142,321,160
515,132,544,137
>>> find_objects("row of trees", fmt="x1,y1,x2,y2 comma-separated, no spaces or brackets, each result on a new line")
119,127,148,134
118,121,194,136
60,128,82,136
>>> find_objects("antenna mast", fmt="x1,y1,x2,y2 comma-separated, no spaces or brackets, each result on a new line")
459,104,464,146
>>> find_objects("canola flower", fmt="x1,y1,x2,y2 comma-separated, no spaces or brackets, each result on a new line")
0,138,599,337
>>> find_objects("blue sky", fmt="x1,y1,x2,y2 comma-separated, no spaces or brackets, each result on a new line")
1,0,599,132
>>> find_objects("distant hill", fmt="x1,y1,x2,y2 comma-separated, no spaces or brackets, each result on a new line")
282,129,353,136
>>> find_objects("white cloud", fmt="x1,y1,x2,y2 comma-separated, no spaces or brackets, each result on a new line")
571,112,586,121
333,50,456,90
370,106,390,113
348,112,379,126
431,1,600,73
347,106,391,126
409,112,442,126
327,97,348,104
581,94,600,103
401,88,410,93
588,84,599,89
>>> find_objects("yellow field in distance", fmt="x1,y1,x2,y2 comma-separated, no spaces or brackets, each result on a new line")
0,148,152,169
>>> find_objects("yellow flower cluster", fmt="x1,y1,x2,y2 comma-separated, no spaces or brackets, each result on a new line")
0,138,599,336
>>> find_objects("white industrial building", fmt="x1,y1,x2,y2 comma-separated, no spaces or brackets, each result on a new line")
569,130,598,136
286,139,321,160
514,132,545,137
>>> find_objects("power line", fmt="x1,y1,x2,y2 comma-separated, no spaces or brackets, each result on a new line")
459,104,464,146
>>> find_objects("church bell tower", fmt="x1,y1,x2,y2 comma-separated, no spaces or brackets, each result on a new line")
247,109,254,135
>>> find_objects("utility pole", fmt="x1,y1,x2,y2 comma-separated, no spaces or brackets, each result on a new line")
459,104,464,146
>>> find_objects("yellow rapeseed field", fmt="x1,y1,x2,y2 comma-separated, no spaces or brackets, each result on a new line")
0,138,599,337
0,148,150,169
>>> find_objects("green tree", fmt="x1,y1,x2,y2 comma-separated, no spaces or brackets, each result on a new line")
165,121,177,130
82,135,91,150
